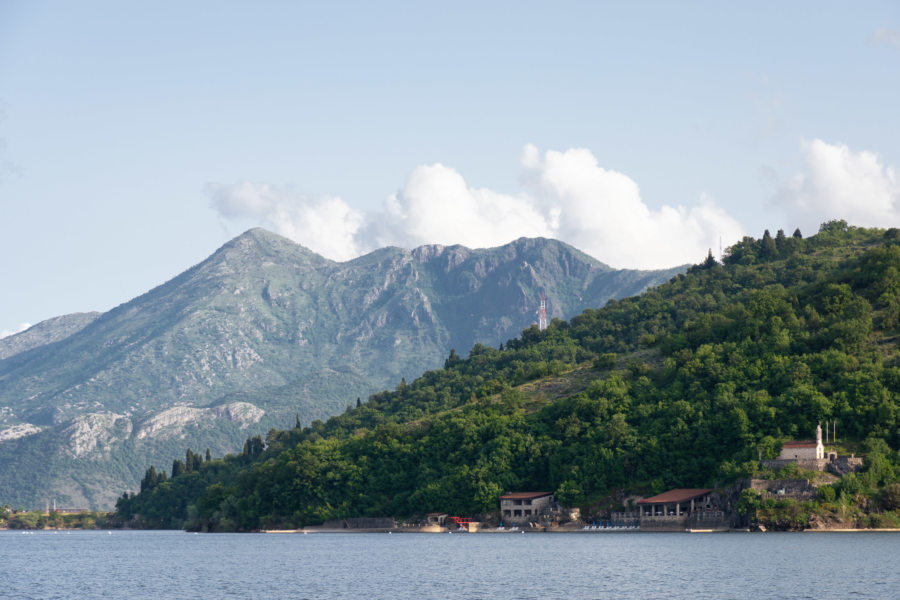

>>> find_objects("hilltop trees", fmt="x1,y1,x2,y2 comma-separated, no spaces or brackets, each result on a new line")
116,224,900,531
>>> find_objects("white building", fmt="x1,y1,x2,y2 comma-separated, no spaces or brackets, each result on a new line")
777,423,824,460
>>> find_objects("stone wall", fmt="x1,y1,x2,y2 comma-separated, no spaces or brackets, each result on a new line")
640,515,687,531
749,478,816,501
762,455,863,476
687,511,730,531
762,458,828,471
827,456,864,476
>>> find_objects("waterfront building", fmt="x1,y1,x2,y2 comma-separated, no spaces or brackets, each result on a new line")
499,492,554,521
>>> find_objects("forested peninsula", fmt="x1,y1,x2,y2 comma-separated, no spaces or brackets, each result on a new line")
115,222,900,531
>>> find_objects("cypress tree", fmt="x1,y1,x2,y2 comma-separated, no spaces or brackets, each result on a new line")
761,229,778,258
775,228,787,251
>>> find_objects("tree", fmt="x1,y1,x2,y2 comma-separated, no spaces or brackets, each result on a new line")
792,228,803,239
736,488,761,517
243,435,264,458
555,480,584,507
761,230,778,259
444,349,461,369
819,219,849,233
140,466,160,492
881,483,900,511
775,229,787,251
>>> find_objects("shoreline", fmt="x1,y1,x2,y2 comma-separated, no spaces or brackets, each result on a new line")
261,526,900,534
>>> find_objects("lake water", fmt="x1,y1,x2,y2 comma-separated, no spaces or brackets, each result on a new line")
1,529,898,599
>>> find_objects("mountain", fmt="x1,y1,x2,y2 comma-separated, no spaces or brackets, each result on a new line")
113,223,900,532
0,229,682,508
0,313,101,360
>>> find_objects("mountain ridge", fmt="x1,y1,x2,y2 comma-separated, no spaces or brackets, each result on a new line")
114,224,900,533
0,230,683,508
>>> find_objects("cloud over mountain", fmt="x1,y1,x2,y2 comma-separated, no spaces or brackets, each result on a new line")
779,139,900,233
210,145,744,269
0,322,31,340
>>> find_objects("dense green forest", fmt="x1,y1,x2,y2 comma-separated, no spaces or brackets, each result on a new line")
115,221,900,531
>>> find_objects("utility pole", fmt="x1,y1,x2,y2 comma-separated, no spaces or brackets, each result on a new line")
538,290,548,331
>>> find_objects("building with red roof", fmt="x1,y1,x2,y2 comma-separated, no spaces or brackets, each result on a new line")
637,488,714,518
777,425,824,460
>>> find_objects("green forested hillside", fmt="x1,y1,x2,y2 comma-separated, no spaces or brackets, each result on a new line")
0,231,678,509
116,222,900,530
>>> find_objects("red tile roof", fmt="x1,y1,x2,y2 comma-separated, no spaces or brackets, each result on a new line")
499,492,553,500
637,488,713,504
782,441,817,448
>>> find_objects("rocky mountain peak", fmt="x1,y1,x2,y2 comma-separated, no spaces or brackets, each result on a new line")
0,230,684,509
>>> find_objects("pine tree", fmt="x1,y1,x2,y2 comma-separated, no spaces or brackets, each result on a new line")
793,228,803,239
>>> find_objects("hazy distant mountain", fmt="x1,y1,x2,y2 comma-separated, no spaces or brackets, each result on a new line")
0,229,684,508
0,312,101,360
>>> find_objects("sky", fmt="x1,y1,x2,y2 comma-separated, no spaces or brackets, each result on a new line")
1,1,899,337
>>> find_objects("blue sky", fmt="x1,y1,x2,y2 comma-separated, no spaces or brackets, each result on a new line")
1,1,899,336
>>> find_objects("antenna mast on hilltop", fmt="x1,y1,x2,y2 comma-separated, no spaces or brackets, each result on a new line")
538,290,548,331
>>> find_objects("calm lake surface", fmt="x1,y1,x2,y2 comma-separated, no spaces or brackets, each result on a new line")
1,529,898,599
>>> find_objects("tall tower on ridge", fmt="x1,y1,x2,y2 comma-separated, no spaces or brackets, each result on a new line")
538,290,548,331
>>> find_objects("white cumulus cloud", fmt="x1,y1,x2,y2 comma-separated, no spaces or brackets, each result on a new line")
778,139,900,233
374,162,552,249
520,146,743,269
209,145,745,269
207,182,365,262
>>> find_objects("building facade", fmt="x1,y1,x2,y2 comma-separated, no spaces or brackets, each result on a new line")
637,488,727,531
777,424,824,460
499,492,554,522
